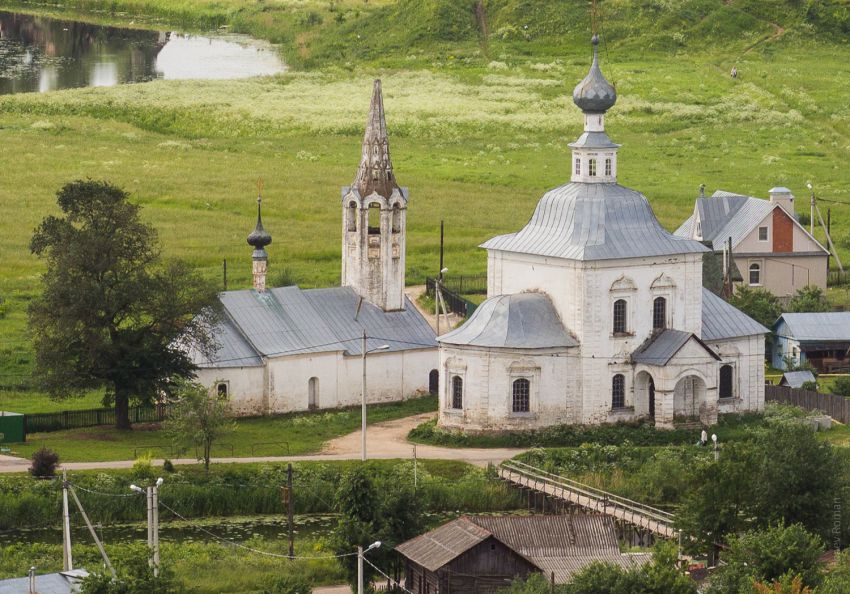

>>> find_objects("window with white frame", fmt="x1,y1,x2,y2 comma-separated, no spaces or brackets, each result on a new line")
451,375,463,409
749,262,761,285
758,226,768,241
574,158,581,175
613,299,627,335
652,297,667,331
604,158,612,176
588,158,597,177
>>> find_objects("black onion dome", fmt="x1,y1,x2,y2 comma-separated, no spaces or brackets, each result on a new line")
572,35,617,114
247,199,272,249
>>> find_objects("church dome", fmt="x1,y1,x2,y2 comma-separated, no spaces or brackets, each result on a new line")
247,198,272,249
572,35,617,114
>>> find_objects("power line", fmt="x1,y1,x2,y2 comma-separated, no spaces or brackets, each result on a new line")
362,556,412,594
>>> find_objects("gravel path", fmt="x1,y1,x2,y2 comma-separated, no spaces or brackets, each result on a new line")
0,413,525,473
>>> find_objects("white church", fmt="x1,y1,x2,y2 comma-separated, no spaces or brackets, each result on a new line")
193,81,438,415
437,36,768,432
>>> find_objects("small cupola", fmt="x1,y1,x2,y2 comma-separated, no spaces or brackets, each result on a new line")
247,191,272,292
768,186,795,216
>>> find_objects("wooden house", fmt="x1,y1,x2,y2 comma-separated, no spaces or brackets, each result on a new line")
395,515,650,592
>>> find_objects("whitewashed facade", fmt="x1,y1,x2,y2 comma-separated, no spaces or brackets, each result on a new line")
438,36,767,432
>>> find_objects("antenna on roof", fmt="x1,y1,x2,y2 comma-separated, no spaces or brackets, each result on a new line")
354,296,364,322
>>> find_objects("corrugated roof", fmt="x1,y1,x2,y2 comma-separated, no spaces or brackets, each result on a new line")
701,288,768,340
632,329,720,366
199,286,436,367
396,515,650,583
481,182,708,261
781,370,816,388
774,312,850,342
438,293,578,349
0,570,88,594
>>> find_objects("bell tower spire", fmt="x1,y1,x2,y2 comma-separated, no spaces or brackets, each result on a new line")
341,80,408,312
247,180,272,292
569,35,620,184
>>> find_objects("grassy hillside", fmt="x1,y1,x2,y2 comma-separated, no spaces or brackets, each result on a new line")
0,0,849,396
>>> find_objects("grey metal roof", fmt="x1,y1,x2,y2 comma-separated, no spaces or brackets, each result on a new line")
781,370,816,388
396,515,649,583
438,293,577,349
481,182,708,261
632,329,719,366
199,286,436,367
770,186,793,194
774,312,850,342
0,570,88,594
701,288,768,340
568,131,620,149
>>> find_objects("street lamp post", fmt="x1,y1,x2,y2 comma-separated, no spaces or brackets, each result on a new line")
711,433,719,462
361,331,390,462
435,267,448,335
131,477,164,577
357,541,382,594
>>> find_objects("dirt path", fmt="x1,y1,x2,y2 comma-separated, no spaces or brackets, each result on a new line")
405,284,462,334
0,413,525,473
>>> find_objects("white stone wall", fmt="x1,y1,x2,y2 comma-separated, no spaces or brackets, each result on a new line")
196,347,437,416
438,344,579,432
709,334,765,413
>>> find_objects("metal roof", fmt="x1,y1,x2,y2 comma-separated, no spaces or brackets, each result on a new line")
572,35,617,114
482,182,708,262
701,288,769,340
438,293,577,349
568,131,620,149
0,570,88,594
396,515,650,583
774,312,850,342
632,329,720,366
781,370,816,388
199,286,435,367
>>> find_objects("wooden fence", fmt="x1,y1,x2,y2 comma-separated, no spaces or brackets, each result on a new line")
25,405,169,434
765,385,850,423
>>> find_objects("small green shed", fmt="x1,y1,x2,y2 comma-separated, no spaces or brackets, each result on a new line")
0,412,25,444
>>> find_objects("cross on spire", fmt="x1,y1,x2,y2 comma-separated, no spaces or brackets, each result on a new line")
353,79,399,199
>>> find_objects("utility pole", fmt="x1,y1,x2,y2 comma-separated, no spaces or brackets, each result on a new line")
131,478,163,577
62,470,73,572
361,331,367,462
439,220,444,279
287,463,294,560
828,208,832,272
68,484,115,577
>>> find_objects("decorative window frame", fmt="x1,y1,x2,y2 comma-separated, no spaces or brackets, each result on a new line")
611,297,631,337
444,360,467,415
508,364,540,417
718,362,737,400
650,273,676,330
748,260,763,286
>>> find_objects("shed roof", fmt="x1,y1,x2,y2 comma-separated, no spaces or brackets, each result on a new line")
774,312,850,342
482,182,707,262
396,514,650,583
632,329,720,366
198,286,435,367
438,293,577,349
0,570,88,594
701,288,769,341
781,370,816,388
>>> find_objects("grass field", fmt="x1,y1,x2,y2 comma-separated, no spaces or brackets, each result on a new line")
6,395,436,462
0,0,849,404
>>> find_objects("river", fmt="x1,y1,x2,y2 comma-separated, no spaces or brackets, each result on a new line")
0,10,286,94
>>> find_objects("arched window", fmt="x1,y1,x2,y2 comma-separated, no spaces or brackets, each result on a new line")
512,378,530,413
612,374,625,409
749,263,761,285
391,204,401,234
613,299,627,335
451,376,463,409
429,369,439,395
588,158,597,177
216,382,228,399
653,297,667,331
368,203,381,235
347,201,358,232
308,377,319,410
719,365,734,399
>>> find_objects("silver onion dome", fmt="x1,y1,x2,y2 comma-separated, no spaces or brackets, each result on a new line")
572,35,617,114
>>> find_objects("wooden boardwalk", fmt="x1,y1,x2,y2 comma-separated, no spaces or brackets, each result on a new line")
499,460,679,539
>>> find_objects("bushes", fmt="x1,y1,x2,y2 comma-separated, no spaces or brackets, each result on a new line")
29,446,59,478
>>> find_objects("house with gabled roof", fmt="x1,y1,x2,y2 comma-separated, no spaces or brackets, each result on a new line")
675,187,828,297
395,514,651,591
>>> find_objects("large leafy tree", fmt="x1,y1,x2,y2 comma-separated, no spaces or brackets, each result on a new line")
29,180,219,429
787,285,831,313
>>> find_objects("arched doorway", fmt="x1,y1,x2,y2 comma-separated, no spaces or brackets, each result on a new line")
635,371,656,420
429,369,439,395
674,375,706,420
308,377,319,410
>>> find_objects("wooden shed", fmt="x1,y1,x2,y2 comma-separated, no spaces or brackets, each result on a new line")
395,514,650,593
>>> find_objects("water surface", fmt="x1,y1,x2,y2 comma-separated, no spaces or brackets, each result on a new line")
0,11,285,94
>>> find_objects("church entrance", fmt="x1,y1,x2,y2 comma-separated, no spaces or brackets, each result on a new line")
674,375,705,421
308,377,319,410
648,377,655,419
635,371,656,421
429,369,439,395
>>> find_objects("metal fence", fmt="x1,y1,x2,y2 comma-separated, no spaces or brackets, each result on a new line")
25,405,169,434
425,277,480,318
440,274,487,295
765,385,850,423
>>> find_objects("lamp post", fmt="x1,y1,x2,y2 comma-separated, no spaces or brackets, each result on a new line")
361,332,390,462
711,434,719,462
131,477,164,577
357,540,382,594
807,182,815,235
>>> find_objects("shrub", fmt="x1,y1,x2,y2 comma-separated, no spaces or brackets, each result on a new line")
262,575,311,594
162,459,175,473
131,454,155,481
832,377,850,397
29,447,59,478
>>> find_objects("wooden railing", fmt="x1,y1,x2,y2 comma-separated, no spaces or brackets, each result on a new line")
499,460,678,538
765,385,850,423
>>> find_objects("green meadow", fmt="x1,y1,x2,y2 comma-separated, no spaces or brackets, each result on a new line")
1,0,849,399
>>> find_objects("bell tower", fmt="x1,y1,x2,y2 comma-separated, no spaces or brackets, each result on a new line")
341,79,407,311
